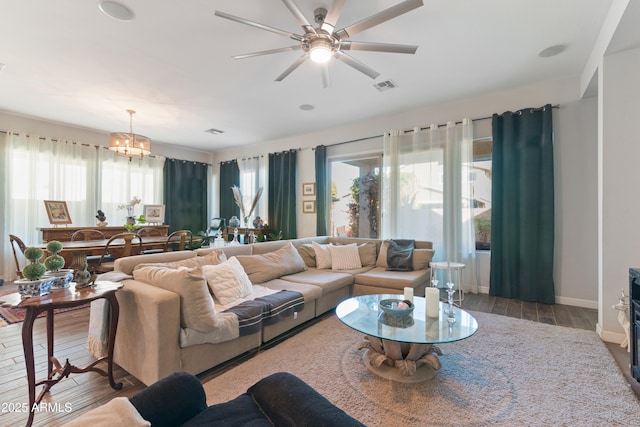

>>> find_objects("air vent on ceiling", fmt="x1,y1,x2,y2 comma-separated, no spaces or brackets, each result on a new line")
373,80,397,92
204,128,224,135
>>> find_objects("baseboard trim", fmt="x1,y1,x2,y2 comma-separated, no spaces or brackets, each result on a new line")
475,286,597,309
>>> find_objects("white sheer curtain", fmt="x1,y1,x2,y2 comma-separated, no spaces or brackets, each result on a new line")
382,119,477,292
238,156,266,225
1,132,164,281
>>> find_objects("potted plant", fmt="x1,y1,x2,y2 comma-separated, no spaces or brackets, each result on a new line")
43,240,73,288
16,246,54,297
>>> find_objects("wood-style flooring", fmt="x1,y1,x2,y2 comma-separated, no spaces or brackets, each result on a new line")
0,289,637,426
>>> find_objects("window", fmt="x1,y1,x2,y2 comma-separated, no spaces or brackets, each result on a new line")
472,138,492,250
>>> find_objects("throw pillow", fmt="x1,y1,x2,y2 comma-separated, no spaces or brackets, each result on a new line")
312,241,332,269
133,250,227,271
329,244,362,270
357,241,378,267
133,266,217,332
386,239,415,271
202,257,253,305
412,248,435,270
376,240,391,268
236,242,307,283
297,243,317,268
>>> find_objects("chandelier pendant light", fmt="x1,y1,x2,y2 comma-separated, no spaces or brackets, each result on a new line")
109,109,151,161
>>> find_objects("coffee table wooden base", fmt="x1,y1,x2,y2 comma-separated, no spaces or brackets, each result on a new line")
362,349,437,383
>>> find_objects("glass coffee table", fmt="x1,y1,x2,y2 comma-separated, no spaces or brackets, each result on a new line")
336,294,478,383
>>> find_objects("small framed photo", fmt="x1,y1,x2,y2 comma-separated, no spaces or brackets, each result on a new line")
144,205,165,223
303,200,316,213
302,182,316,196
44,200,72,225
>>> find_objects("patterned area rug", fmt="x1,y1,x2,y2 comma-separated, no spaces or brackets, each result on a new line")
0,288,88,326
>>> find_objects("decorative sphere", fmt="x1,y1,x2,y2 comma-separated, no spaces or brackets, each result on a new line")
24,247,44,261
44,254,65,271
23,263,46,280
46,240,63,254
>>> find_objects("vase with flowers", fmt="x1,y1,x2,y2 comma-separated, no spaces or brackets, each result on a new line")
231,185,263,243
118,196,141,226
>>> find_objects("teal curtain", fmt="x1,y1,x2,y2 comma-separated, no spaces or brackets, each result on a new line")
315,145,328,236
164,159,209,233
490,104,555,304
219,160,240,224
268,150,297,239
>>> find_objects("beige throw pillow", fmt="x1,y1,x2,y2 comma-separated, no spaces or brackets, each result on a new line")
133,266,217,332
412,248,435,270
329,244,362,270
297,244,316,268
357,241,378,267
376,240,391,268
312,241,332,269
202,257,253,305
236,242,306,283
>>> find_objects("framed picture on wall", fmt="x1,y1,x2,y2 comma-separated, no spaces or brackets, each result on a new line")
302,182,316,196
144,205,165,223
303,200,316,213
44,200,73,225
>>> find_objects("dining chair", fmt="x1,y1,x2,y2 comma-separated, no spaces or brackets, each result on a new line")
94,232,143,273
71,229,110,268
9,234,28,278
165,230,193,252
137,227,164,254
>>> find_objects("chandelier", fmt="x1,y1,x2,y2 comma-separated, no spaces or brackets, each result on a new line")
109,109,151,161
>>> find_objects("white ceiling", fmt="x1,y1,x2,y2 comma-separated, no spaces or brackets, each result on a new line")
0,0,613,152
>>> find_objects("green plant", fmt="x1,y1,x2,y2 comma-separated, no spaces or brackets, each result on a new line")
137,214,146,224
44,240,65,271
22,247,46,280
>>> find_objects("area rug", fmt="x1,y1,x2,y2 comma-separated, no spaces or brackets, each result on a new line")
202,311,640,426
0,288,89,326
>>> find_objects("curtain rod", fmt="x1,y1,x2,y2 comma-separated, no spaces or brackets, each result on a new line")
314,104,559,150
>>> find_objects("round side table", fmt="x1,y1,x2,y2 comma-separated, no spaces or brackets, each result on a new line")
429,261,465,306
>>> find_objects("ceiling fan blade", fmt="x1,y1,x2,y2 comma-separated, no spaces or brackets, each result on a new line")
233,45,302,60
340,41,418,54
321,63,331,88
215,10,304,42
334,0,423,40
334,51,380,79
281,0,316,34
275,54,308,82
321,0,346,34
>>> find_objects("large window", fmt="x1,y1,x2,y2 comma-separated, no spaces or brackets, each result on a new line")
472,138,492,250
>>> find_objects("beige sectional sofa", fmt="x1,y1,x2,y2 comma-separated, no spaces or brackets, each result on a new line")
110,236,434,386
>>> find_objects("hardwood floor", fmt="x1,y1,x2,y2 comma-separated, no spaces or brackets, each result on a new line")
0,289,637,426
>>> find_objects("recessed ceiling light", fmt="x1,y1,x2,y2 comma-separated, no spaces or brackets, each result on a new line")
299,104,315,111
538,44,566,58
98,1,135,21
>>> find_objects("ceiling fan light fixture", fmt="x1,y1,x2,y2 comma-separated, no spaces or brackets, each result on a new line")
309,38,333,63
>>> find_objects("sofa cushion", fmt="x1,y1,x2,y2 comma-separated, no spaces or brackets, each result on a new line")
355,266,429,290
115,251,197,275
260,279,323,302
134,250,227,271
236,242,306,284
358,241,378,267
329,243,362,270
133,266,217,332
202,257,253,305
296,244,316,268
312,241,332,269
412,248,435,270
280,269,353,294
376,240,391,268
386,239,415,271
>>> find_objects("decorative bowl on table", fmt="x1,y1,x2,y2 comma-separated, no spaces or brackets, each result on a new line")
379,299,415,317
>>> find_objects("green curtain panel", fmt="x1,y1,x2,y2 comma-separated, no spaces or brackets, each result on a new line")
315,145,328,236
490,104,555,304
219,160,240,225
164,159,209,233
268,150,297,240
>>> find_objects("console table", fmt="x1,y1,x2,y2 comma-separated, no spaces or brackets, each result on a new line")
38,225,169,242
0,282,123,426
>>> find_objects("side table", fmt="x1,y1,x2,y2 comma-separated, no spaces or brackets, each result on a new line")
0,281,123,427
429,261,465,306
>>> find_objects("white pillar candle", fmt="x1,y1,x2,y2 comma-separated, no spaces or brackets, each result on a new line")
425,287,440,318
403,287,414,303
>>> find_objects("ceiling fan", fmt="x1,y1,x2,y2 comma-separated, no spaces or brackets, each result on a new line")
214,0,424,88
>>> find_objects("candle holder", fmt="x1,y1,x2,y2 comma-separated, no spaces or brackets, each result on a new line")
445,281,456,315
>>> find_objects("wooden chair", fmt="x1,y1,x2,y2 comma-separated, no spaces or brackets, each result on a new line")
137,227,164,254
94,232,142,273
165,230,193,252
9,234,28,278
71,229,110,268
